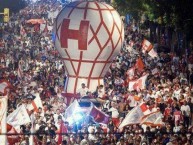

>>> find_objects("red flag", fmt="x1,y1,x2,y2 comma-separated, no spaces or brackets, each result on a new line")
58,121,67,145
135,57,144,71
89,106,109,124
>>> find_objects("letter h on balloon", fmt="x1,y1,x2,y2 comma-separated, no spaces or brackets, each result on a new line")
60,18,89,50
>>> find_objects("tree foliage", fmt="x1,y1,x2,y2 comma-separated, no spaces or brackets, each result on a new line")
113,0,193,42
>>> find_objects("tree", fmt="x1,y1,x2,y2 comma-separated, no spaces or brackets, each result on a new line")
113,0,145,21
113,0,193,52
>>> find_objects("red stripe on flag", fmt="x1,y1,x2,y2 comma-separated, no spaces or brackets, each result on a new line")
31,101,38,112
140,103,148,112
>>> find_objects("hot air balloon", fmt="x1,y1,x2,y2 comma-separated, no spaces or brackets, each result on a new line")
53,1,124,98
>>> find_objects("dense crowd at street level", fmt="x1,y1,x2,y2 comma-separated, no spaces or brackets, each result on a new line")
0,0,193,145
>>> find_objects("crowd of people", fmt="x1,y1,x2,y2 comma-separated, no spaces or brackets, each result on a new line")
1,0,193,145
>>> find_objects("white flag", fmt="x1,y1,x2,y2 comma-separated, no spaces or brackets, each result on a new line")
0,96,8,145
7,105,31,133
119,103,151,129
142,39,153,53
148,48,158,58
128,73,148,91
126,67,135,80
140,111,164,127
64,100,81,122
28,93,43,113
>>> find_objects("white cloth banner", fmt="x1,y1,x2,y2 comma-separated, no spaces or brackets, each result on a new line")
7,105,31,133
0,97,8,145
119,103,151,129
148,48,158,58
128,73,149,91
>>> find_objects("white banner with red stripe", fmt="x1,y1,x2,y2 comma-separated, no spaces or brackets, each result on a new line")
0,96,8,145
27,93,43,113
7,105,31,133
140,111,164,127
119,102,151,129
128,73,149,91
142,39,153,53
142,39,158,58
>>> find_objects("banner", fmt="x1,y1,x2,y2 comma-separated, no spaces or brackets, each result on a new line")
89,105,109,124
148,48,158,58
119,103,151,129
0,96,8,145
7,105,31,133
142,39,153,53
128,73,149,91
28,93,43,113
140,111,164,127
126,67,135,80
141,39,158,58
135,57,145,71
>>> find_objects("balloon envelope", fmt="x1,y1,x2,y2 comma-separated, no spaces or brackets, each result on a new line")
53,1,124,94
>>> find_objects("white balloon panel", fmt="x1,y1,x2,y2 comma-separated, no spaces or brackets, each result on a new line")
53,1,124,94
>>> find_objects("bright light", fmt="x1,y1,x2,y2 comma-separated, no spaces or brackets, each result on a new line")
31,0,38,2
73,112,84,121
66,117,74,125
66,112,84,125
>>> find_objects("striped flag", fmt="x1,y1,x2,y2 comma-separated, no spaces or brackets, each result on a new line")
28,93,43,113
119,102,151,129
140,111,164,127
142,39,153,53
128,73,149,91
7,105,31,133
141,39,158,58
